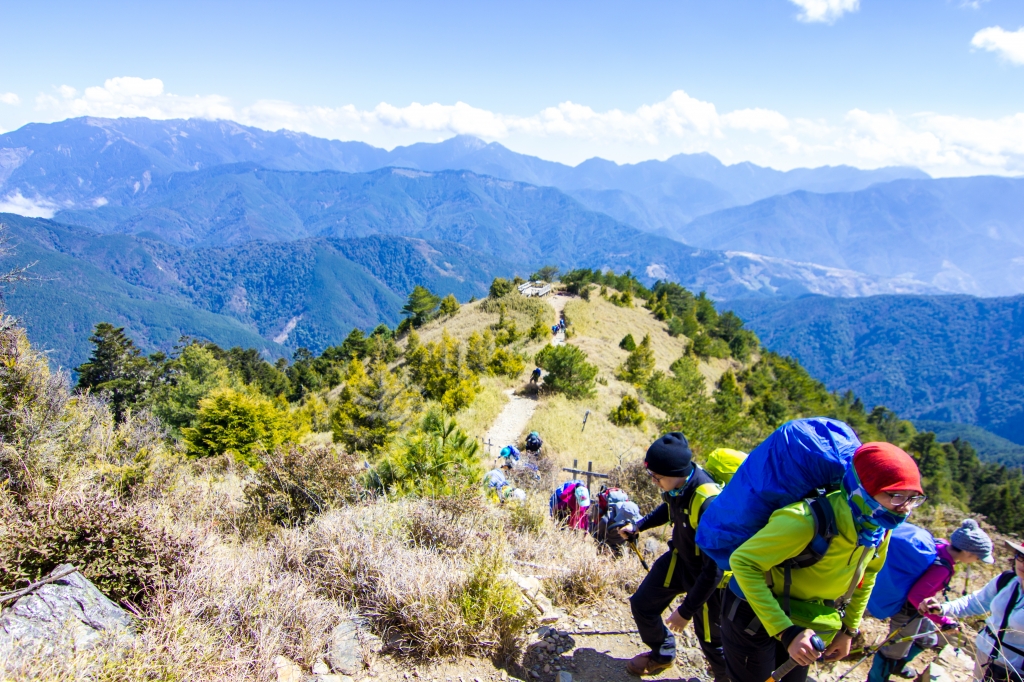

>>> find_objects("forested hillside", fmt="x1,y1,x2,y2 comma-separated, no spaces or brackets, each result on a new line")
730,293,1024,449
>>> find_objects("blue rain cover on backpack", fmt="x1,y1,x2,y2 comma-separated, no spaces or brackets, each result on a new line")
695,417,862,570
868,523,944,619
550,480,586,515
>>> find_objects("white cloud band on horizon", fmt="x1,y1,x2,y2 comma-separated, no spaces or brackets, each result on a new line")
16,76,1024,178
972,26,1024,65
788,0,860,24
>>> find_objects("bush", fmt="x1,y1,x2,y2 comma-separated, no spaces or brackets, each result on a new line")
691,332,731,359
402,286,441,327
372,411,483,498
609,394,645,428
242,444,364,532
405,330,480,413
529,317,550,341
151,343,236,435
619,333,656,385
331,360,417,457
438,293,460,317
489,347,526,378
0,489,185,605
619,333,637,351
535,344,598,399
489,278,515,299
183,387,307,467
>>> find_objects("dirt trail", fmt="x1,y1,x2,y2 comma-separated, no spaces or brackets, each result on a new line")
484,388,538,457
547,293,569,346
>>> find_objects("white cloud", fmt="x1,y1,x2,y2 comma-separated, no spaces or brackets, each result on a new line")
789,0,859,24
0,191,58,219
972,26,1024,65
35,77,233,121
20,75,1024,177
0,93,20,106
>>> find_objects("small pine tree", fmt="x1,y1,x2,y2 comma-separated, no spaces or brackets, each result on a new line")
338,328,368,361
407,329,479,412
331,359,417,458
609,394,645,427
619,334,637,351
150,343,237,435
402,286,441,327
620,334,656,385
373,410,483,497
529,317,549,341
489,348,526,378
438,293,460,317
534,344,598,399
466,330,495,374
75,323,155,423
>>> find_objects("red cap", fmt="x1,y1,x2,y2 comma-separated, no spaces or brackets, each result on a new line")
853,442,923,496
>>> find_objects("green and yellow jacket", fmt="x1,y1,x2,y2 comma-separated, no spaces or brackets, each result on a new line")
730,490,890,638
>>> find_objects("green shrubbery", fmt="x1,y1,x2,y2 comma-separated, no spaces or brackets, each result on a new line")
372,411,483,498
609,394,645,428
535,343,598,399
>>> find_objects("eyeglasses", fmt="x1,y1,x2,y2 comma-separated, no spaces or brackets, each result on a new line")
887,492,928,509
646,470,664,484
1015,552,1024,563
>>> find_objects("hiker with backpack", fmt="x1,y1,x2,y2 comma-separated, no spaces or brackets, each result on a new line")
866,518,994,682
615,433,732,680
717,438,924,682
550,479,591,530
524,431,543,453
593,486,643,557
920,538,1024,681
530,367,542,384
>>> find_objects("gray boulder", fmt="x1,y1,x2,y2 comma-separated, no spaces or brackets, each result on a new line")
0,564,134,665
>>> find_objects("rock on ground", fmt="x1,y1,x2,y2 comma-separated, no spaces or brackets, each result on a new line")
0,563,134,666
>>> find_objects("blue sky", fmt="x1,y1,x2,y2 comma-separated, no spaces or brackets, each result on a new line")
1,0,1023,174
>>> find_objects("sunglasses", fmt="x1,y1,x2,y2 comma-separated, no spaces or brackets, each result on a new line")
1015,552,1024,563
887,492,928,509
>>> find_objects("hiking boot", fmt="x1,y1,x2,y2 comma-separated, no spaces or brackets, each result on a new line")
896,666,918,679
626,652,674,676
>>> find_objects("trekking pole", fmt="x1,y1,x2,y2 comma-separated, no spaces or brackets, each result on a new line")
839,628,943,682
765,635,824,682
627,536,650,571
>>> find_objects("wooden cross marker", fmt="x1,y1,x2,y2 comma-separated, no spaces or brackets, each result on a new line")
562,459,609,493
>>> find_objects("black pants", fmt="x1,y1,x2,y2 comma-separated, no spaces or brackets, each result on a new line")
721,588,808,682
629,549,728,681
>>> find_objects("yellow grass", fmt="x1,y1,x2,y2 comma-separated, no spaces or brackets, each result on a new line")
455,374,509,441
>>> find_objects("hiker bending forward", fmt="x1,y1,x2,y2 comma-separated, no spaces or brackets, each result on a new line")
867,518,992,682
618,433,728,680
722,443,924,682
921,539,1024,681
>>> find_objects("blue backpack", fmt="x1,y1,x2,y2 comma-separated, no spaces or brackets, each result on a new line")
868,523,952,620
695,417,862,571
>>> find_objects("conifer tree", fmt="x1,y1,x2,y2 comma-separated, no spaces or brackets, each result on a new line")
151,343,237,435
402,286,441,327
438,294,460,317
620,334,656,385
331,359,417,457
535,343,598,399
75,323,154,422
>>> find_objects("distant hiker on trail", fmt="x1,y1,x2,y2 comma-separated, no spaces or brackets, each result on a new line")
867,518,993,682
499,445,521,467
484,468,526,503
530,367,542,384
615,433,729,680
524,430,543,453
920,538,1024,682
721,442,924,682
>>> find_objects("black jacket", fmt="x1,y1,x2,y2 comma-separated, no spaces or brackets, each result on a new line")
636,466,724,620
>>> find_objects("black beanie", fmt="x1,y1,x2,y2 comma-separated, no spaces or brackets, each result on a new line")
644,432,694,477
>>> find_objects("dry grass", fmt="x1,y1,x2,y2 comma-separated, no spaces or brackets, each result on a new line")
454,374,511,443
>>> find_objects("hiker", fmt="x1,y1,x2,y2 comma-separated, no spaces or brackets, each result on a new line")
920,538,1024,681
593,486,642,557
499,445,521,467
524,430,543,453
530,367,542,384
867,518,993,682
484,468,526,503
550,480,591,530
721,442,924,682
616,433,729,680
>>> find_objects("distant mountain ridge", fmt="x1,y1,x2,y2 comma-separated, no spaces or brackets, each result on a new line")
0,117,926,230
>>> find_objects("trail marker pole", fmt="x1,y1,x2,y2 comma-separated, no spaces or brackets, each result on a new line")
582,410,590,432
562,459,609,493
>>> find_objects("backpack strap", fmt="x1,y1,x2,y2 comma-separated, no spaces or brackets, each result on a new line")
687,482,721,529
997,570,1017,593
778,492,839,617
991,579,1022,666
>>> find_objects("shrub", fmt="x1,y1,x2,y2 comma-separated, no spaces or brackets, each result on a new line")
619,333,656,385
466,330,495,374
691,332,731,359
405,330,479,413
183,388,307,467
489,277,515,299
534,344,598,399
151,343,237,435
372,411,483,498
529,317,550,341
489,348,526,378
619,333,637,351
331,360,417,457
0,489,185,605
438,293,460,317
402,286,441,327
530,265,559,282
242,444,364,532
609,394,645,428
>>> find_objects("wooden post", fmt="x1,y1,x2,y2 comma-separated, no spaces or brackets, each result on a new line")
561,460,609,496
